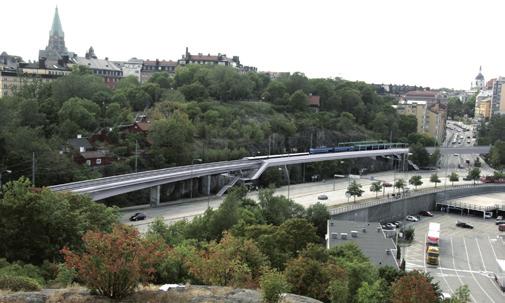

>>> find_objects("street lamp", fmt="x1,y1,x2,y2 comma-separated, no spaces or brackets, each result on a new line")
190,159,202,199
0,170,12,194
279,166,290,199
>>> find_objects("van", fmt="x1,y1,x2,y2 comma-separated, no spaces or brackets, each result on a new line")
499,224,505,232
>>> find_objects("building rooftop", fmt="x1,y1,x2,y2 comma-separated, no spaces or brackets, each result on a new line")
327,220,398,267
71,57,121,71
405,90,438,98
66,137,93,151
80,150,110,159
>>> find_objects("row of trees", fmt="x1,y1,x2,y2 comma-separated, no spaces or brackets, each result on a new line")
346,169,482,202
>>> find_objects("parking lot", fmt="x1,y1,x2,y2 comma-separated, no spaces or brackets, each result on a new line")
403,212,505,302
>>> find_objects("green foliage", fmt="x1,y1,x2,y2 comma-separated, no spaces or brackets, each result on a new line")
356,280,389,303
450,285,471,303
404,226,415,242
466,168,481,184
0,260,45,285
326,279,349,303
394,178,406,193
52,263,77,287
410,143,431,167
430,173,441,188
0,275,41,291
490,140,505,169
258,188,305,225
449,172,459,185
0,178,119,264
447,96,475,119
260,271,291,303
306,202,330,238
369,181,383,198
409,175,423,189
346,180,364,202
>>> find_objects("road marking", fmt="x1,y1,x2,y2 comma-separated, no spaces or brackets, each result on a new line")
463,237,495,303
438,242,454,294
485,236,505,297
451,237,477,303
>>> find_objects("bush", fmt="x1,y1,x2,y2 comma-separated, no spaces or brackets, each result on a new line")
0,275,41,291
52,264,77,287
260,271,291,303
0,262,45,285
404,226,415,242
62,224,165,299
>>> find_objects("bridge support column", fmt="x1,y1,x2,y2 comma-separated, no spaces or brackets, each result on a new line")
150,185,160,208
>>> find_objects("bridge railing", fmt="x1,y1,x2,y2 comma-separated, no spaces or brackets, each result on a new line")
329,183,505,215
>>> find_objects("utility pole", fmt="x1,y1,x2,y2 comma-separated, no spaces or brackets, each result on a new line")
135,140,138,173
32,152,36,186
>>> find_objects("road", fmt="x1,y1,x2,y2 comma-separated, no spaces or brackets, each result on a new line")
124,120,495,232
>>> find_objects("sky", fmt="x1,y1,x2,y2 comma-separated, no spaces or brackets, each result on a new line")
2,0,504,90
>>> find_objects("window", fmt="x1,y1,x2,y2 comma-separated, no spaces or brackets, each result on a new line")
96,158,102,165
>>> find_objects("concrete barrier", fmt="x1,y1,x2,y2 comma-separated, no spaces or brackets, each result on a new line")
330,184,505,223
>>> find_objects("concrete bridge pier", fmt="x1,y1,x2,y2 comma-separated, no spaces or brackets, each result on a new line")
150,185,160,208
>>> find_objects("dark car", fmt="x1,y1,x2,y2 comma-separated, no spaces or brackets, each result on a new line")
383,182,392,187
456,221,474,229
419,210,433,217
463,176,472,181
129,212,146,221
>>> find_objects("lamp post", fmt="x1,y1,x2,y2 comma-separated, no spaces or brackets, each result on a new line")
190,159,202,199
0,170,12,194
279,166,290,199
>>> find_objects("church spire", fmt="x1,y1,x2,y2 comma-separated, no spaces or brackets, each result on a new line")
50,6,64,37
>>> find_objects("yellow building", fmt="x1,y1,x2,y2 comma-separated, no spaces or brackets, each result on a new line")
475,98,491,119
0,64,70,97
394,100,447,144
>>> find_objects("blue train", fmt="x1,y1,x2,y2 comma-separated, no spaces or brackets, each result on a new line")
309,141,406,154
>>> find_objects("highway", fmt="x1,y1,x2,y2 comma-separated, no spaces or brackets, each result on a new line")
49,148,409,200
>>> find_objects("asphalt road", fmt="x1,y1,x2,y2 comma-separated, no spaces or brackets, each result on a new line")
404,213,505,302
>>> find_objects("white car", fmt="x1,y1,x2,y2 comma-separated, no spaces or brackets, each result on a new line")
406,215,419,222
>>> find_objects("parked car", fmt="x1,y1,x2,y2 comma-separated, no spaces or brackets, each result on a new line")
456,221,474,229
317,194,328,200
499,224,505,232
393,221,402,227
385,223,396,229
484,211,493,219
383,182,392,187
496,220,505,226
463,176,472,181
129,212,146,221
419,210,433,217
406,215,419,222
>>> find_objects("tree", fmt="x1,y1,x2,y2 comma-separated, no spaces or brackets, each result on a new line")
326,279,349,303
356,280,388,303
410,143,430,167
306,202,330,238
430,148,441,166
466,168,481,185
369,181,383,198
178,82,208,101
490,140,505,169
450,285,471,303
0,178,118,264
187,232,268,288
289,90,308,112
258,188,305,225
449,172,459,186
409,175,423,190
394,178,406,194
347,180,364,202
260,271,291,303
391,270,437,303
430,173,441,188
61,225,165,299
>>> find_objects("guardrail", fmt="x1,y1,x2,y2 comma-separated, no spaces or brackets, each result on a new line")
437,200,498,212
329,183,505,215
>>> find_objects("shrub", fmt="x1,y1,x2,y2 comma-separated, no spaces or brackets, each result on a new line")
62,224,165,299
0,262,45,285
404,226,415,242
52,264,77,287
0,275,41,291
260,271,291,303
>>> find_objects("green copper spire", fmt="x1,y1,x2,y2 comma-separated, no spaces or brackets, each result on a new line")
50,6,64,37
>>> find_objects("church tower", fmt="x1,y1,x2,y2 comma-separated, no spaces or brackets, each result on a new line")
39,7,73,61
472,66,485,91
46,7,67,55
